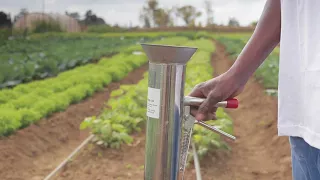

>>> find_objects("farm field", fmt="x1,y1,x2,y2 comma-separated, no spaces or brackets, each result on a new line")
0,31,291,180
0,32,175,89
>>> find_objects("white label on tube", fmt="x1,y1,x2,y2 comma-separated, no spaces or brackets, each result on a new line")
147,87,161,118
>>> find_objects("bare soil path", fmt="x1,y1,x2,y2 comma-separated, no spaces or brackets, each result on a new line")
50,41,293,180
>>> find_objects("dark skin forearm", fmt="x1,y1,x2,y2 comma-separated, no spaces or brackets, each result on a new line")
226,0,281,86
189,0,281,121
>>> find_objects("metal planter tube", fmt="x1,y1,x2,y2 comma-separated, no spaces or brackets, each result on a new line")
141,43,238,180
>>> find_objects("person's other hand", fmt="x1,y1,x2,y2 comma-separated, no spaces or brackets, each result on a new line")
188,72,244,121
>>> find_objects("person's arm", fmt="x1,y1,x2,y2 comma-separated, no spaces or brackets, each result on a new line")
227,0,281,87
189,0,281,121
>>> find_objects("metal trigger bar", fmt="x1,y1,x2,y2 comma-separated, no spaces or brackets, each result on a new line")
195,120,236,140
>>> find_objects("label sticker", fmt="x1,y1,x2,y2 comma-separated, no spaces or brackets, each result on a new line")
147,87,161,118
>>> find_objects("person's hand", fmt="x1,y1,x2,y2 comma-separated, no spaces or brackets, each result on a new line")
188,72,245,121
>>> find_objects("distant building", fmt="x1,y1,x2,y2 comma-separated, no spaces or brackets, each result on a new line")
13,12,81,32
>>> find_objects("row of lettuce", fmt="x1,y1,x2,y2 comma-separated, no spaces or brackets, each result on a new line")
80,38,234,160
0,31,224,136
0,37,189,136
216,36,279,92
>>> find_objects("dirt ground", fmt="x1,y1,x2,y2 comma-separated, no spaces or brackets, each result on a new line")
0,41,292,180
0,64,148,180
50,41,292,180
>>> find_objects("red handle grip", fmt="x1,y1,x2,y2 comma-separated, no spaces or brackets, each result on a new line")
226,98,239,109
184,96,239,109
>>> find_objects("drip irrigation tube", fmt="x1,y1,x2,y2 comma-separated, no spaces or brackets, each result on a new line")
44,134,95,180
192,141,202,180
44,136,203,180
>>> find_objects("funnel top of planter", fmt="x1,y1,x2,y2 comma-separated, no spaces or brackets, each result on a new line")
141,43,198,64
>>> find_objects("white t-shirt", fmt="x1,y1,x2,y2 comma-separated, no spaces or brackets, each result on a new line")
278,0,320,149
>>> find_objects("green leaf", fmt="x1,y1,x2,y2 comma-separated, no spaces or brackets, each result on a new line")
100,124,112,138
119,132,133,144
110,89,124,97
112,123,126,133
80,117,93,130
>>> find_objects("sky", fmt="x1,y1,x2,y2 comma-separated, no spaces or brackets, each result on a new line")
0,0,266,27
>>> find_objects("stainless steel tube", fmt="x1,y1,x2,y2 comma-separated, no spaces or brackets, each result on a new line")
141,44,197,180
145,63,185,180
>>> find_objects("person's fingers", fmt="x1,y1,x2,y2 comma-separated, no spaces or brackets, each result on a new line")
196,90,222,121
188,83,205,97
191,107,217,121
208,113,216,121
190,107,198,117
208,107,217,120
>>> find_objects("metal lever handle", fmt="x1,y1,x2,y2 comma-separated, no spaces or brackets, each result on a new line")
184,96,238,109
195,120,236,140
183,96,238,141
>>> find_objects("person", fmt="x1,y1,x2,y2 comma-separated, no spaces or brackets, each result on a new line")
189,0,320,179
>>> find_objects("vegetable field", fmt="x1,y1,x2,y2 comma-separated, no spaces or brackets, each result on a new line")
0,34,159,88
0,31,292,180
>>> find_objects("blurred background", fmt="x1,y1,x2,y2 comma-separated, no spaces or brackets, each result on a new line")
0,0,263,37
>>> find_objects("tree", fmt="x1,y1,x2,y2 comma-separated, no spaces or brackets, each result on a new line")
13,8,28,22
139,0,158,27
154,8,174,27
176,5,202,26
140,14,151,28
147,0,158,26
139,0,174,28
85,10,93,19
139,6,152,28
228,17,240,27
82,10,106,25
0,11,12,28
204,0,214,26
251,20,258,27
65,11,80,21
